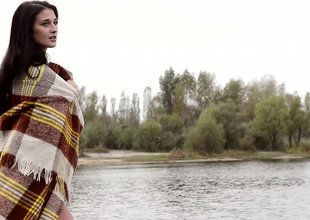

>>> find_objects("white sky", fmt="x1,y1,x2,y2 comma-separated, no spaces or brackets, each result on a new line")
1,0,310,103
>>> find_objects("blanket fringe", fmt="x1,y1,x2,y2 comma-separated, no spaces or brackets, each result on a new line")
13,159,53,184
0,151,70,202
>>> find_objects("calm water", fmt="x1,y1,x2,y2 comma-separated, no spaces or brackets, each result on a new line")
70,160,310,220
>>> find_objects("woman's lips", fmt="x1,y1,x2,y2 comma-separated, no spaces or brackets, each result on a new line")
49,36,57,42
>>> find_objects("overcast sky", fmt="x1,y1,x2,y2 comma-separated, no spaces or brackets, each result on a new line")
1,0,310,104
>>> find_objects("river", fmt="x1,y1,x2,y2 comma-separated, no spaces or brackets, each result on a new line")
70,160,310,220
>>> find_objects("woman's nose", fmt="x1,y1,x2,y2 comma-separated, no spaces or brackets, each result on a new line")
51,24,58,33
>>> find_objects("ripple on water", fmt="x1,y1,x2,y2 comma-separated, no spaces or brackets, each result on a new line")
71,160,310,220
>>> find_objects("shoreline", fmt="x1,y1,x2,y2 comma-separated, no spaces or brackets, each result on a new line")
78,150,168,166
77,150,310,167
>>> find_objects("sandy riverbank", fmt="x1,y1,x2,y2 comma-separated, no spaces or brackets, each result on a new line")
77,150,308,166
78,150,169,166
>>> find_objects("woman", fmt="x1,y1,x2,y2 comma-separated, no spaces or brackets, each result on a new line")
0,1,84,219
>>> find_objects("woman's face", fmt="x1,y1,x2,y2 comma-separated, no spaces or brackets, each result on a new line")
33,8,58,50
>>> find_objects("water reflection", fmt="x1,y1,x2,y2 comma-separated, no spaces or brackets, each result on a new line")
71,160,310,220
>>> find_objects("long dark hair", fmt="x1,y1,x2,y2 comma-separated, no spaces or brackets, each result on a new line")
0,1,58,114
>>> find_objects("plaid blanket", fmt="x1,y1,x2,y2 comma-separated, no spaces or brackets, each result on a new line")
0,63,84,219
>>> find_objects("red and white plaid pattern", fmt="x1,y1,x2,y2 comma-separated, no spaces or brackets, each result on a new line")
0,63,84,219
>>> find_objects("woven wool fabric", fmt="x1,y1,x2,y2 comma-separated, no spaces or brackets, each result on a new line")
0,63,84,219
0,166,63,220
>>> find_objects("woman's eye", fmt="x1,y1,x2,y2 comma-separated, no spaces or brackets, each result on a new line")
41,23,48,27
54,21,58,26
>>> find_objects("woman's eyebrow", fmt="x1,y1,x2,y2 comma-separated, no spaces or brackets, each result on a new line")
40,18,57,22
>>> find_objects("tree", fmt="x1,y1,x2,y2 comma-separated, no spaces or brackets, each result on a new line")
117,127,135,149
110,97,116,120
305,92,310,112
159,68,179,114
148,94,166,121
129,93,140,127
173,82,186,117
143,86,152,120
158,114,184,150
286,93,304,146
77,86,86,112
179,70,196,106
104,125,120,149
100,95,107,117
118,91,128,123
134,120,162,151
243,75,281,122
184,106,224,153
196,71,217,111
83,91,99,121
212,101,243,150
80,119,105,149
303,92,310,137
251,96,288,150
173,70,197,124
221,79,245,106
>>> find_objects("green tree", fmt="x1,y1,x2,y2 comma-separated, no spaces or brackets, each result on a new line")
149,94,166,121
83,91,99,121
286,93,304,146
159,68,179,114
305,92,310,112
134,120,162,151
110,97,116,120
259,75,279,98
173,70,197,125
100,95,107,117
77,86,86,112
180,70,196,106
212,101,243,150
104,125,120,149
173,82,186,117
196,71,217,111
117,127,135,149
129,93,140,127
221,79,245,106
303,92,310,137
184,107,224,153
80,119,105,149
243,75,281,122
251,96,288,150
158,114,184,151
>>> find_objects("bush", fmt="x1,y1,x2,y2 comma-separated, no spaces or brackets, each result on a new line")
80,119,105,149
157,114,185,151
117,127,135,149
134,120,162,151
238,135,256,151
103,126,119,149
159,114,183,133
184,108,224,153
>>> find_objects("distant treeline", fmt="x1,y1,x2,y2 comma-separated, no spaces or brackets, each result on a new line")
78,67,310,154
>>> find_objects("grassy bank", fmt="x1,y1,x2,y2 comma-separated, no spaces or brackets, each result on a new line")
123,149,310,163
78,146,310,166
